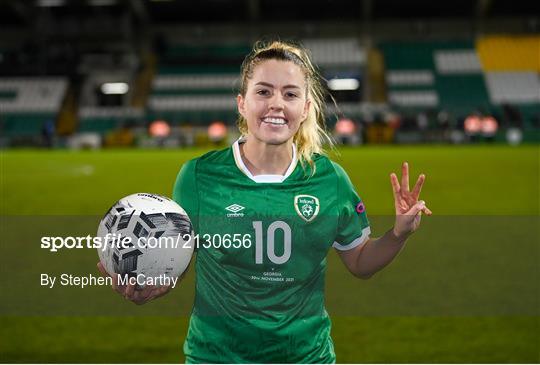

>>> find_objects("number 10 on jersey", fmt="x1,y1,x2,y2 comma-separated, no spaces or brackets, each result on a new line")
253,221,292,265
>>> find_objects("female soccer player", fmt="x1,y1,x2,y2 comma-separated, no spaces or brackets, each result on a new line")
99,40,431,363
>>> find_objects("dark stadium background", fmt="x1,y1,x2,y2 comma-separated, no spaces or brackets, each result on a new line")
0,0,539,363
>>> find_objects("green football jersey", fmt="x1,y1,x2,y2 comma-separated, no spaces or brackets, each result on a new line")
172,140,370,363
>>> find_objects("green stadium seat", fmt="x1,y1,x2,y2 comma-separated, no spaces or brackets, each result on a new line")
1,113,54,137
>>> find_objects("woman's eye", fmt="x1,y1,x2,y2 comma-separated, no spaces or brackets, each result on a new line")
285,92,298,98
256,89,270,96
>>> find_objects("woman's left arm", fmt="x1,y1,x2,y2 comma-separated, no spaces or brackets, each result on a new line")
338,162,432,279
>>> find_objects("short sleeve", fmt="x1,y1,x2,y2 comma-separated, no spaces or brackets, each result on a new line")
172,159,199,233
332,162,371,251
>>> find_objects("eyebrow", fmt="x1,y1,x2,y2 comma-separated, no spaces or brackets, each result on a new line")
254,81,302,90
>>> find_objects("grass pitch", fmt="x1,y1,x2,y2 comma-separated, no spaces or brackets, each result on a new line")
1,145,539,363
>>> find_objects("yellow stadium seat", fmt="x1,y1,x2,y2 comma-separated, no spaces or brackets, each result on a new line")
476,36,540,72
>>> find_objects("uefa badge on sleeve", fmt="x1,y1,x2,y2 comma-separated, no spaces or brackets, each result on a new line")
355,201,365,214
294,195,320,222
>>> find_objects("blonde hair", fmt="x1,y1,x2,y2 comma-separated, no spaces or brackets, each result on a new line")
237,39,335,174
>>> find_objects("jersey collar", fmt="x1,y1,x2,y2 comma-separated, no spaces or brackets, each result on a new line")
232,138,298,183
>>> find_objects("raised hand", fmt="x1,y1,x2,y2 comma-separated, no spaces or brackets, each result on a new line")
390,162,432,238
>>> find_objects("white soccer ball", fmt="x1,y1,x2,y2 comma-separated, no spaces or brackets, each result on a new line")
97,193,194,287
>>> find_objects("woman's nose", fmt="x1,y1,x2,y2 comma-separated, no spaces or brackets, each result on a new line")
268,94,284,110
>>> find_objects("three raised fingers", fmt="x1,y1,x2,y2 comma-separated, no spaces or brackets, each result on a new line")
391,163,431,213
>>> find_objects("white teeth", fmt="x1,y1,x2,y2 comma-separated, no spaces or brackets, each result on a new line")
263,117,286,125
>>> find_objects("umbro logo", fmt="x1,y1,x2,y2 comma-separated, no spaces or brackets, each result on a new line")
225,204,245,217
225,204,245,213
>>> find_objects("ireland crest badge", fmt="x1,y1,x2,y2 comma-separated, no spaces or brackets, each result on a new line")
294,195,320,222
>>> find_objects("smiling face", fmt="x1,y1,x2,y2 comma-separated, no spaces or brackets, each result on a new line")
237,59,310,146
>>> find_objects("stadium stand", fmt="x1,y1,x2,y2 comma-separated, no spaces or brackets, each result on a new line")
476,36,540,72
77,107,144,134
302,38,365,67
0,77,67,113
0,0,537,147
381,40,490,113
380,37,540,140
476,36,540,141
147,43,245,125
147,38,366,126
477,36,540,105
0,77,67,139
